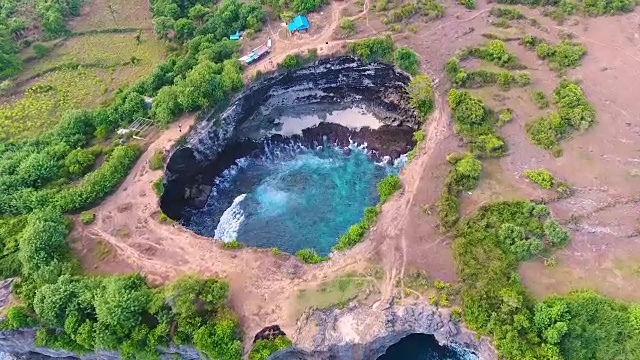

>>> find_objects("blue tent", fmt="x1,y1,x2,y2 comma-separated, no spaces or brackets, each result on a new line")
229,30,241,40
287,15,310,32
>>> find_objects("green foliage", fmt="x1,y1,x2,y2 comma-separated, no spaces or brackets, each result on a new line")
543,219,569,247
340,18,356,34
491,6,524,19
497,108,512,126
249,336,293,360
222,240,244,249
148,149,165,171
459,0,476,9
152,178,165,197
347,36,395,63
281,54,301,69
524,169,555,189
526,80,595,154
532,90,549,109
33,43,53,59
295,248,326,264
459,40,522,69
437,153,482,231
522,35,586,71
393,47,420,75
445,56,528,91
377,175,401,203
333,207,379,251
452,201,572,359
447,89,506,157
65,148,96,177
407,75,434,117
1,306,37,329
79,211,95,224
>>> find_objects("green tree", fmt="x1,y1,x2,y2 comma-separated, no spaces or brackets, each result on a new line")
407,74,434,117
393,46,419,75
65,148,96,177
94,274,150,330
174,18,196,43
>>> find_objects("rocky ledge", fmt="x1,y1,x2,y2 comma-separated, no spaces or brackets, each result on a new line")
160,56,421,221
267,302,497,360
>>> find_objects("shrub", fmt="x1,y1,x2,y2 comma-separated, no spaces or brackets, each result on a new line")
340,18,356,34
64,148,96,177
497,109,512,126
148,149,164,171
158,212,172,223
460,0,475,9
446,154,482,192
333,207,379,251
222,239,243,249
460,40,521,69
295,248,325,264
393,47,419,75
523,35,587,71
270,247,280,255
524,169,555,189
497,72,515,90
553,79,595,130
532,90,549,109
1,306,36,329
281,54,301,69
436,191,459,231
491,6,524,19
543,219,569,247
152,178,165,197
249,336,293,360
347,36,395,62
525,113,567,151
79,211,95,224
407,74,434,117
32,43,53,58
377,175,401,203
491,18,511,28
514,71,531,86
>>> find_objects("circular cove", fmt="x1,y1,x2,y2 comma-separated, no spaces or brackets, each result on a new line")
376,333,478,360
161,56,421,255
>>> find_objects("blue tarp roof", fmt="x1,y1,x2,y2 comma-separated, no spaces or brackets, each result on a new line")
287,15,309,32
229,30,240,40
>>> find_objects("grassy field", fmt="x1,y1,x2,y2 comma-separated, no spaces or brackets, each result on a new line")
68,0,154,31
0,0,165,141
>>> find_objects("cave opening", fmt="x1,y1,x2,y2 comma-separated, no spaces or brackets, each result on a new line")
376,333,477,360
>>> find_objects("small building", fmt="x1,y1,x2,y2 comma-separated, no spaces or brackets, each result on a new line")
287,15,310,34
239,44,270,65
229,30,241,40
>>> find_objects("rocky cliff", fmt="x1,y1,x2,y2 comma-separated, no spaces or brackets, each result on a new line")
160,56,421,221
268,302,496,360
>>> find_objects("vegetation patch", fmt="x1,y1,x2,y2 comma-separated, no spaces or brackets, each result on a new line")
407,75,434,117
249,336,293,360
491,6,524,19
148,149,165,171
222,239,244,249
339,18,356,35
457,40,524,70
445,56,530,91
532,89,549,109
295,273,372,316
526,79,595,155
152,178,165,197
295,248,326,264
522,35,586,72
393,46,420,75
437,153,483,230
79,211,95,224
348,36,395,63
524,169,555,189
453,200,640,359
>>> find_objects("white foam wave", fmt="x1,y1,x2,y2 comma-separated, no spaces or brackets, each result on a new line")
214,193,247,242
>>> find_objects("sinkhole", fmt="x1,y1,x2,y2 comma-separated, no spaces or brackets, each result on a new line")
376,333,478,360
160,56,421,255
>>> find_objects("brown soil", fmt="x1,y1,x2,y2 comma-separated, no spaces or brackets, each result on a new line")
73,0,640,349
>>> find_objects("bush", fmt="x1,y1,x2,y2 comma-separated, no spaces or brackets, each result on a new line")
333,207,379,251
407,74,434,117
281,54,301,69
491,6,524,19
497,108,512,126
65,148,96,177
32,43,53,58
347,36,395,62
523,35,587,71
524,169,555,189
377,175,401,203
79,211,95,224
152,178,165,197
393,47,419,75
460,0,475,9
222,239,243,249
1,306,36,329
532,90,549,109
148,149,164,171
460,40,522,69
249,336,293,360
446,154,482,192
295,248,325,264
340,18,356,34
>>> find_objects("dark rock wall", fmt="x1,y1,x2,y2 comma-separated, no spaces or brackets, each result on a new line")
161,56,420,221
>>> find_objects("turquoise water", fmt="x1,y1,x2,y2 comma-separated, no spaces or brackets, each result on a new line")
187,142,399,255
376,334,477,360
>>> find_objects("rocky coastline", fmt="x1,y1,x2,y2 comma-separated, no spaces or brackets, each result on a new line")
160,56,422,221
0,302,495,360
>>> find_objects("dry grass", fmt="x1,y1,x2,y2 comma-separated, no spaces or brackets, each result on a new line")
69,0,154,31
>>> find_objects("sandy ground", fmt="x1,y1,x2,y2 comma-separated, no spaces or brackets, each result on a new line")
72,0,640,349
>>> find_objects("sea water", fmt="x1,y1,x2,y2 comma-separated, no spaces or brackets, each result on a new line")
376,334,478,360
186,142,398,255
